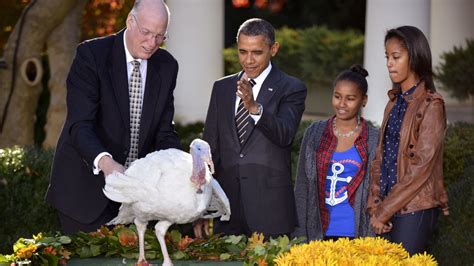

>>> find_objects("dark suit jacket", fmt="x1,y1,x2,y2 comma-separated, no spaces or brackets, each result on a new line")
46,29,181,223
203,66,307,235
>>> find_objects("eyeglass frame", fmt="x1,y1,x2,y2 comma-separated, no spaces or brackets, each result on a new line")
131,14,168,43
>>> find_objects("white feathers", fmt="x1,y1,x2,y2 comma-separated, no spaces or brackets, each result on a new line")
102,139,231,264
202,179,231,221
102,141,230,226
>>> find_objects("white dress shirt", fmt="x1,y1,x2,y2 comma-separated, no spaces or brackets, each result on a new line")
93,29,148,174
234,62,272,124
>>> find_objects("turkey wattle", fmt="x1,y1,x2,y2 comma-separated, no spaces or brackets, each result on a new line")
103,139,231,266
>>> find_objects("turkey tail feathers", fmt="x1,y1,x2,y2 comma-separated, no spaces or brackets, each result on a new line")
202,178,231,221
106,216,120,225
103,171,135,203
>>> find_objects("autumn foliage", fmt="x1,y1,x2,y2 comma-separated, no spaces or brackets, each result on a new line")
0,0,133,55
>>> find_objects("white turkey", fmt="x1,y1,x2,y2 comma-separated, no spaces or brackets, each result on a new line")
103,139,231,266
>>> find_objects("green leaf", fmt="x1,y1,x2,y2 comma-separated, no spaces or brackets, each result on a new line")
169,230,182,244
145,250,157,260
90,244,102,256
105,250,118,257
226,244,242,255
58,236,71,244
254,245,266,256
121,252,139,259
220,253,231,260
277,235,290,250
225,235,243,245
39,237,55,244
34,254,50,266
13,238,27,252
172,250,186,260
78,246,92,258
41,253,59,266
76,232,92,240
0,254,9,263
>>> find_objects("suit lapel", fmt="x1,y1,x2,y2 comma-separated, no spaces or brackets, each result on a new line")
107,29,162,154
226,73,243,147
108,30,130,134
256,66,280,106
138,58,161,152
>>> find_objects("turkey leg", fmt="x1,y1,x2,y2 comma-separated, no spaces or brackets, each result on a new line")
155,220,173,266
134,218,148,264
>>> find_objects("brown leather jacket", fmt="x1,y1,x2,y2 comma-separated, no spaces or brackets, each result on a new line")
367,81,449,223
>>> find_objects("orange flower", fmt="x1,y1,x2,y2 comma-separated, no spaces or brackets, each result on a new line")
177,236,194,250
247,232,265,250
118,230,138,247
99,225,113,236
89,225,113,238
60,247,72,259
16,244,37,259
43,246,57,256
257,257,268,266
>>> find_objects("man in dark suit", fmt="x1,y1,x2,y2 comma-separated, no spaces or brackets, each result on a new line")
194,18,307,238
46,0,181,234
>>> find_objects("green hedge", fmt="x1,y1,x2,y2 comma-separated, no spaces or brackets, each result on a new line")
224,25,364,92
1,122,473,264
225,26,364,116
436,39,474,100
442,122,474,187
0,147,59,254
428,166,474,265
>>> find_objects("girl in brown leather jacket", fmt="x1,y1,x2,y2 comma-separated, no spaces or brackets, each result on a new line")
367,26,449,255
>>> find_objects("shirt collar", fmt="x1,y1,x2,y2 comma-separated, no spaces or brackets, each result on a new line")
388,80,425,102
401,80,420,96
251,62,272,85
123,29,143,65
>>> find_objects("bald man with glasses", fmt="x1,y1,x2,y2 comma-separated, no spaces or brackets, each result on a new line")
46,0,181,234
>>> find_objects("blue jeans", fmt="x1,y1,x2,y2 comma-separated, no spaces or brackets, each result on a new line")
384,207,439,255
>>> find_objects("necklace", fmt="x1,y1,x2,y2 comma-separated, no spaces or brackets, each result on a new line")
332,116,360,138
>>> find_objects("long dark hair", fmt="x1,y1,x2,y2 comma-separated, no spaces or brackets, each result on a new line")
385,26,436,92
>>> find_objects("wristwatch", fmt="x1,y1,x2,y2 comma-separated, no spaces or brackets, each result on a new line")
250,103,263,115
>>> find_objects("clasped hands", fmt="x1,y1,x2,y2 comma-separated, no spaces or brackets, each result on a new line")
237,73,259,114
370,215,393,235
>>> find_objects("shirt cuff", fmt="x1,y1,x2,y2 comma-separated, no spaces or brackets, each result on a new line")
250,106,263,124
93,152,112,175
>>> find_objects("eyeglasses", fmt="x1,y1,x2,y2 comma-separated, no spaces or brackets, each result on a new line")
132,14,168,43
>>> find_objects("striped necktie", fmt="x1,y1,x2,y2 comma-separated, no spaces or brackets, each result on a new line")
125,60,142,167
235,79,256,146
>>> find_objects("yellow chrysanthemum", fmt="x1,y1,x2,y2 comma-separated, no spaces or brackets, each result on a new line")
403,252,437,266
274,237,436,266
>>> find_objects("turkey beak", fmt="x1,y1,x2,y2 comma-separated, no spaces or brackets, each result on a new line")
205,156,215,174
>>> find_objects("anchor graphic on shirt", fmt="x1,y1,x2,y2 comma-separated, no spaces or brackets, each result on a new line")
325,162,352,206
